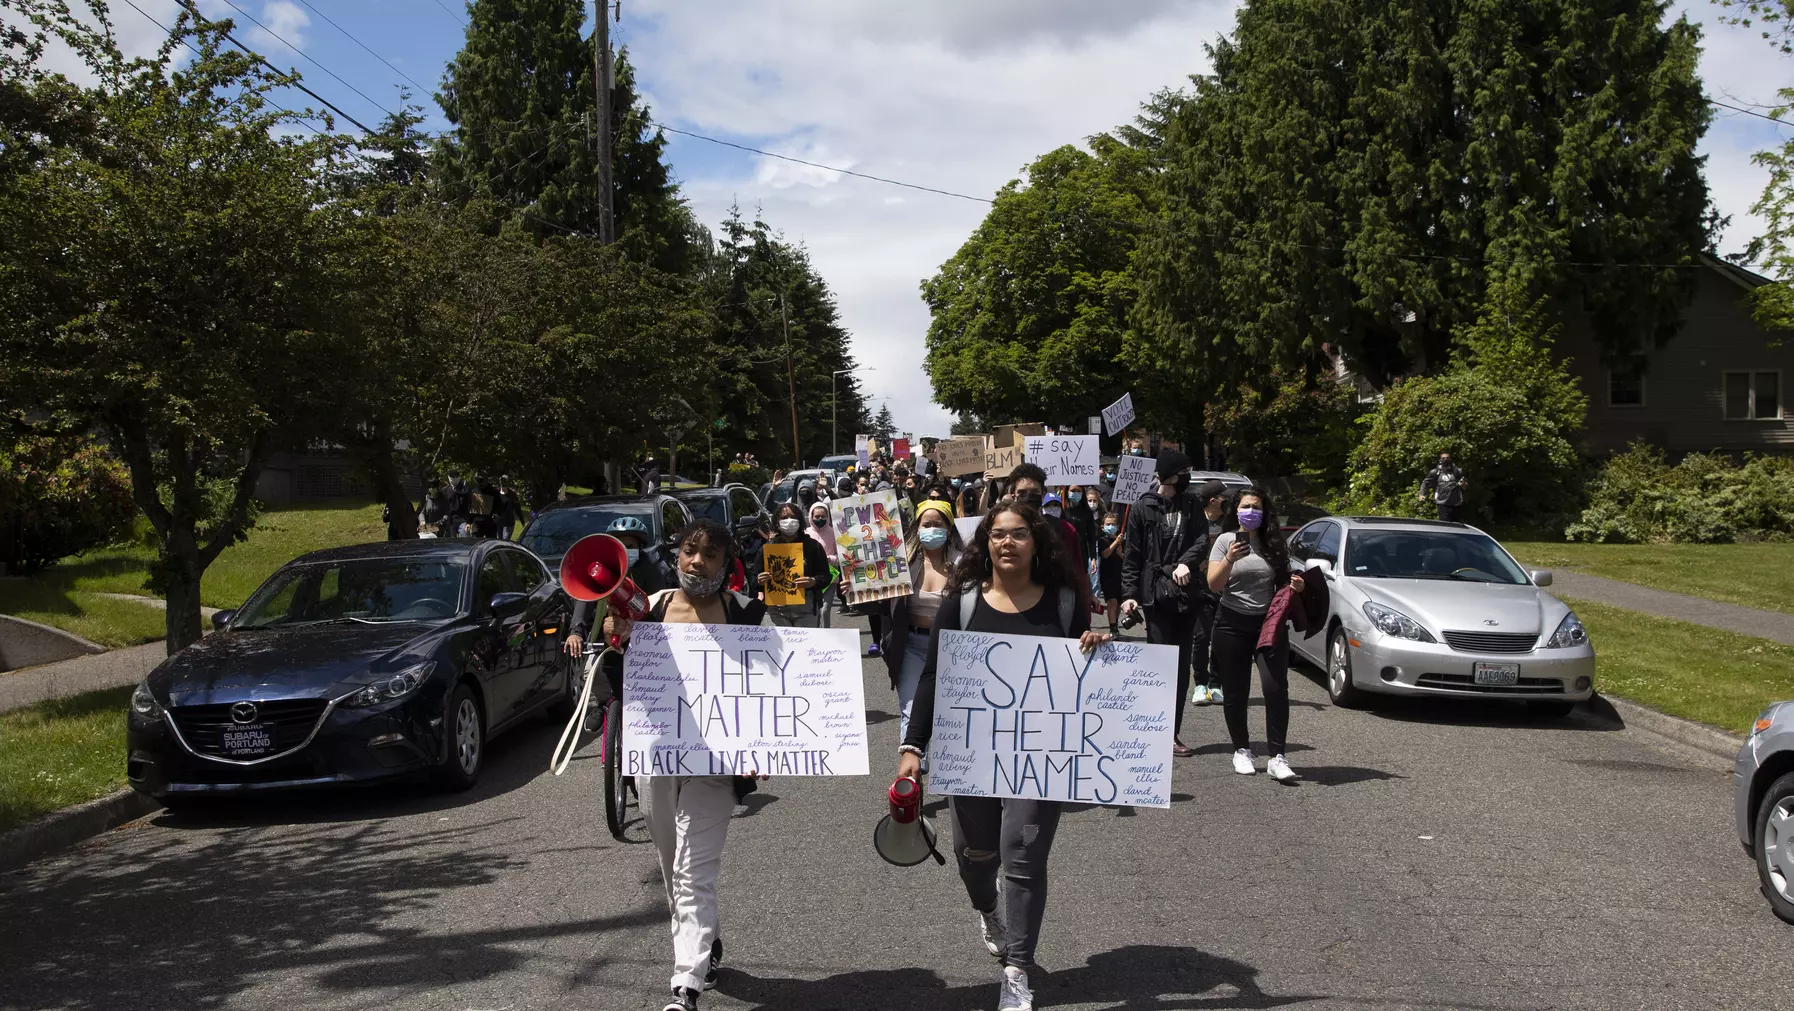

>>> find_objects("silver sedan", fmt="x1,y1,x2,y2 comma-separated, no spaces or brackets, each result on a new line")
1286,517,1596,716
1735,700,1794,924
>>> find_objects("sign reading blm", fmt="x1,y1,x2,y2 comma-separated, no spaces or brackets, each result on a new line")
623,623,868,777
927,630,1177,808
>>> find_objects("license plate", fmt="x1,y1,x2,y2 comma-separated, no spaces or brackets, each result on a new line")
221,724,275,756
1473,663,1520,686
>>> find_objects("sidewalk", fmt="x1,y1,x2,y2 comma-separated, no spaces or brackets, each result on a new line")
0,643,167,714
1550,570,1794,647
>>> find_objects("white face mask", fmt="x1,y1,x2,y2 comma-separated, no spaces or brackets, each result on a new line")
778,518,801,536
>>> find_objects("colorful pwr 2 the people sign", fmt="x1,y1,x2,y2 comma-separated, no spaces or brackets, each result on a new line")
1022,434,1100,486
622,623,868,776
830,490,913,602
927,630,1177,807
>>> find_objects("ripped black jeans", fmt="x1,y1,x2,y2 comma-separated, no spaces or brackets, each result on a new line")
949,795,1064,970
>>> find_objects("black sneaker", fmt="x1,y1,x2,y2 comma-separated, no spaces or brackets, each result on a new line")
705,937,723,989
662,986,699,1011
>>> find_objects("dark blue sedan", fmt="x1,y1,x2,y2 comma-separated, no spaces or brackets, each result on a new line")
126,539,574,803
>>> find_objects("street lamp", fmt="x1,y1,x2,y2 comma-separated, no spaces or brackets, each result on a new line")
832,367,873,455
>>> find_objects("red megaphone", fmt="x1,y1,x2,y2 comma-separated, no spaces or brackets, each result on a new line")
559,534,650,646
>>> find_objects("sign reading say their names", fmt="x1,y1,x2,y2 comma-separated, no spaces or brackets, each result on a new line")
1102,393,1136,436
1022,434,1100,486
1110,454,1157,505
623,623,868,777
928,630,1177,807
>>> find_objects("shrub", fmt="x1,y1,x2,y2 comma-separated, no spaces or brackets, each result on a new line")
727,463,772,488
1344,280,1588,527
1566,443,1794,543
0,433,137,574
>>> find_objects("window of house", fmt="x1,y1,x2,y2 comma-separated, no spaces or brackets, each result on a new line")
1724,371,1783,421
1608,357,1646,407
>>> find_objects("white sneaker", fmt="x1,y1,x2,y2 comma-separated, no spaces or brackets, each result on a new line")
1207,686,1225,704
1268,754,1296,782
1232,748,1257,775
979,908,1007,958
1190,685,1210,705
998,966,1033,1011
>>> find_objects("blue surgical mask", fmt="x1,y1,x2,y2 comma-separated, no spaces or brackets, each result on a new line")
1102,524,1118,536
625,548,641,567
918,527,950,550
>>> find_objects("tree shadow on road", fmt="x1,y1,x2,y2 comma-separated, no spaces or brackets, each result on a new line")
716,944,1326,1010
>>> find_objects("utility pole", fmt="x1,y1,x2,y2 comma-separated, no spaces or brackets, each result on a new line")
782,294,802,467
594,1,616,245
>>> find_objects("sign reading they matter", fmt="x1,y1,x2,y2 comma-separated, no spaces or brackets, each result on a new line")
623,623,868,777
928,630,1177,807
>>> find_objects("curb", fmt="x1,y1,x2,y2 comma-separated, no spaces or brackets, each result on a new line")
0,789,161,874
1570,692,1742,770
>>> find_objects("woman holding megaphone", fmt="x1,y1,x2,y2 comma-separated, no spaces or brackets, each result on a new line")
603,518,770,1011
894,500,1110,1011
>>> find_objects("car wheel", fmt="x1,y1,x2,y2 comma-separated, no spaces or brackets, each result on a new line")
435,683,485,792
1529,700,1577,719
1756,771,1794,924
1327,628,1362,708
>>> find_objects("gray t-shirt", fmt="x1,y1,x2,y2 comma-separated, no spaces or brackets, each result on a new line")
1209,531,1275,614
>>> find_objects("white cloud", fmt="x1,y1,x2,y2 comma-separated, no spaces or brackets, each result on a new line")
242,0,309,57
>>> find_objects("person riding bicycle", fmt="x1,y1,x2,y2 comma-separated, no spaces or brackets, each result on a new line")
563,515,664,656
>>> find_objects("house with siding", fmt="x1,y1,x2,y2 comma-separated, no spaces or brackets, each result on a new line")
1558,255,1791,457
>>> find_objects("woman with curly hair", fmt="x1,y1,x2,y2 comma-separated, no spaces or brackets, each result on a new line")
894,500,1111,1011
1207,486,1306,782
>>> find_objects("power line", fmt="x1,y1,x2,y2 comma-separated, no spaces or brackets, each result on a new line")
213,0,396,121
431,0,469,27
116,0,330,137
1710,97,1793,129
658,125,995,204
290,0,435,99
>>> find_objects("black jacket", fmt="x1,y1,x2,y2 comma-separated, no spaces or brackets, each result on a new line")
1119,489,1212,610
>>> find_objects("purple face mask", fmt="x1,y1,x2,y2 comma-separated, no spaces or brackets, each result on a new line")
1237,508,1265,531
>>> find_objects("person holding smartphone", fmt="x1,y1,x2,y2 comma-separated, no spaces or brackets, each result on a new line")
1207,488,1305,782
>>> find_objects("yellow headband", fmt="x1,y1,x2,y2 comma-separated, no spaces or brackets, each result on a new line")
917,499,956,522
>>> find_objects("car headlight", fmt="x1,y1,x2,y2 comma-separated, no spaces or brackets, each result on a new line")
130,680,164,718
1361,601,1435,642
1755,703,1785,737
340,662,435,708
1544,611,1588,649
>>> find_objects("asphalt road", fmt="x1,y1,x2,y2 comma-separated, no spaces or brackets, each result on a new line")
3,613,1790,1011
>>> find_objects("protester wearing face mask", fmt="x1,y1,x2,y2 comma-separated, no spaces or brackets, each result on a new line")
563,515,664,656
804,501,839,628
1009,462,1084,568
1118,450,1210,757
1207,487,1305,782
1098,509,1125,633
881,499,964,748
757,502,834,628
1185,481,1231,706
602,520,771,1011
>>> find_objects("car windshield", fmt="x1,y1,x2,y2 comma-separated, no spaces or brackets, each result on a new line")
681,495,728,523
236,558,468,627
521,507,655,558
1343,530,1530,585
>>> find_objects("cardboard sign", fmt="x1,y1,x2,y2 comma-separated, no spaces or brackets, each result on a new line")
623,623,868,777
936,437,986,477
1102,393,1135,436
1111,454,1157,505
928,630,1177,807
763,542,805,607
983,435,1024,479
1022,435,1100,486
830,490,912,602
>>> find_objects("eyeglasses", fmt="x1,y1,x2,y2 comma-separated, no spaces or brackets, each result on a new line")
988,527,1033,544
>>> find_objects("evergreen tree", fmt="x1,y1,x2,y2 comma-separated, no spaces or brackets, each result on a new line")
435,0,699,273
871,405,897,442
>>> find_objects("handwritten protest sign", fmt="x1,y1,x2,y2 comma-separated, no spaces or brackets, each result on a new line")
1110,454,1157,505
1022,435,1100,486
623,624,867,777
928,630,1177,807
1102,393,1135,436
936,437,985,477
1087,415,1102,435
983,435,1024,479
892,437,910,459
855,435,871,469
831,490,912,602
763,542,805,606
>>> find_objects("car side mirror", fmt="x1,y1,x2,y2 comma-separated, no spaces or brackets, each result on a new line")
1307,558,1333,577
488,592,528,620
210,608,236,631
1531,569,1553,587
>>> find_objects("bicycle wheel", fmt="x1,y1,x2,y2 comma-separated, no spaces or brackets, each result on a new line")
603,696,628,839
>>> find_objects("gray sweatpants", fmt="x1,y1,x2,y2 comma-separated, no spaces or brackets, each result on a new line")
949,795,1064,970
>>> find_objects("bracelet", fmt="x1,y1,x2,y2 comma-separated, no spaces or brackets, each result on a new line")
897,745,924,757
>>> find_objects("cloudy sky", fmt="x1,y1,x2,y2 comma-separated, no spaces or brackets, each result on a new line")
62,0,1794,438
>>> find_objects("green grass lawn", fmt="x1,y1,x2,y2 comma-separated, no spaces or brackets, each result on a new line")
1507,540,1794,616
0,502,386,648
1571,596,1794,735
0,685,131,834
